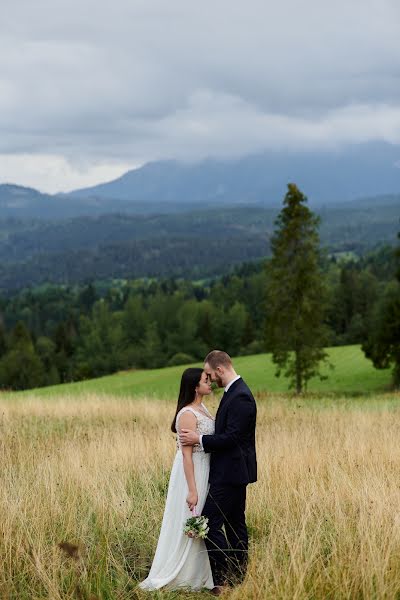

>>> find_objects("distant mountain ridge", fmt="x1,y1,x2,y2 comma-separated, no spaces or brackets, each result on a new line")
1,142,400,219
67,142,400,206
0,183,135,220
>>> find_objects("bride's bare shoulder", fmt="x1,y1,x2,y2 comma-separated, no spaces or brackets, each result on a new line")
176,408,197,432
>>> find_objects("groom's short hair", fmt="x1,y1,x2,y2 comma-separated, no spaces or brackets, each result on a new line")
205,350,232,369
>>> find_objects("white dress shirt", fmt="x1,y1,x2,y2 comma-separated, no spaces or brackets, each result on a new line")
224,374,241,393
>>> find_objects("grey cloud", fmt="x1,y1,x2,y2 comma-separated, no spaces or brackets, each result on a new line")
1,0,400,190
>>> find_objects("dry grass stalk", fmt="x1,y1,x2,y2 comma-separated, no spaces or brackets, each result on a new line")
0,392,400,598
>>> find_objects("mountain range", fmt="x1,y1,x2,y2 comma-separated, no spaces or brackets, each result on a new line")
1,142,400,219
0,142,398,292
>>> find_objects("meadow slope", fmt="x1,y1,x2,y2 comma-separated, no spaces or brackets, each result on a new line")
8,345,392,401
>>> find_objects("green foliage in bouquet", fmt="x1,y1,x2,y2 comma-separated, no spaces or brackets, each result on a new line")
183,515,209,539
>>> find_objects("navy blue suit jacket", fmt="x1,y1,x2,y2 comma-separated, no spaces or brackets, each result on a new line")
202,378,257,486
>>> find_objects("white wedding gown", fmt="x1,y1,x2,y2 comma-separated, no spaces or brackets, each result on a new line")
139,404,215,591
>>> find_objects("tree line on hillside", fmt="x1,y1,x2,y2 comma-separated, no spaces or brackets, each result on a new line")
0,185,398,392
0,235,268,292
0,197,398,292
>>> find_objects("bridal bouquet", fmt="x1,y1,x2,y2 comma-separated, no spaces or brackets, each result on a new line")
183,513,209,539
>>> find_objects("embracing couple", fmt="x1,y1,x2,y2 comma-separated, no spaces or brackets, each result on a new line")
139,350,257,595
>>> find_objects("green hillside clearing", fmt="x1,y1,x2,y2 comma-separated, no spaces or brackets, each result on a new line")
6,345,392,401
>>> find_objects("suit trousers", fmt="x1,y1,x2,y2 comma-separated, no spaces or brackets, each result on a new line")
202,483,248,586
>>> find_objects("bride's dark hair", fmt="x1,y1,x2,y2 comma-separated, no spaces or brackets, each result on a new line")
171,367,203,433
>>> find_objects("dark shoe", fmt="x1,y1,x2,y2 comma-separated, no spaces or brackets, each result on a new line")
210,585,229,596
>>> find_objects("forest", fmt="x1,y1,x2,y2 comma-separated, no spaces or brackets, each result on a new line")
0,196,398,291
0,243,397,390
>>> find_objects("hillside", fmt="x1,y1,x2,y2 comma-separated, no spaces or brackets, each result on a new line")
0,184,125,219
11,346,392,400
0,198,398,292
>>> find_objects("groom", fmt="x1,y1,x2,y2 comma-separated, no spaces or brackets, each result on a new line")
180,350,257,594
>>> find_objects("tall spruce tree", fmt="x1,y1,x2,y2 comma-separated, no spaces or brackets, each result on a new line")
362,230,400,387
0,321,44,390
266,183,329,393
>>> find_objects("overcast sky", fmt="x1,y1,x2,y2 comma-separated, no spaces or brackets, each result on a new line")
0,0,399,193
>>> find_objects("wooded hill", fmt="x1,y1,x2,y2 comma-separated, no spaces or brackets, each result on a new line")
0,196,398,292
0,245,397,390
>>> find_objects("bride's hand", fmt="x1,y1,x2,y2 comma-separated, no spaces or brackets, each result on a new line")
186,491,198,511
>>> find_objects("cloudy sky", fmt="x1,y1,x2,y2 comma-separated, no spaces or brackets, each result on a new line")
1,0,399,192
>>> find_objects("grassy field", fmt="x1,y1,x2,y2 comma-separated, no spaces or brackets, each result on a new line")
9,345,392,401
0,347,396,598
2,392,400,599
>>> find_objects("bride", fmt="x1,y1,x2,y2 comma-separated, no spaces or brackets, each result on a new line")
139,367,215,591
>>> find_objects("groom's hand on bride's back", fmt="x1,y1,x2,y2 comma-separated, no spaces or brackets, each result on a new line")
180,429,200,446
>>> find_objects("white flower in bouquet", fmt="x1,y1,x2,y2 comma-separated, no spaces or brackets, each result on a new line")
183,512,209,539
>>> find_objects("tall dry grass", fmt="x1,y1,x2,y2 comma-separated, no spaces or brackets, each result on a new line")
1,392,400,599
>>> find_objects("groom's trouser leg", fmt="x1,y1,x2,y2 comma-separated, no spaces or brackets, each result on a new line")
203,485,229,586
202,484,248,586
224,485,248,583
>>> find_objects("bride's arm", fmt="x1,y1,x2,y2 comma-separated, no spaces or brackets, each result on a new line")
180,394,255,451
178,411,198,511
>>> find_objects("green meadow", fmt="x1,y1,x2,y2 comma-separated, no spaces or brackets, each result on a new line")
9,345,392,401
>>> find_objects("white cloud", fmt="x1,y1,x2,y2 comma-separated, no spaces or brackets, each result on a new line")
0,0,400,191
0,154,136,194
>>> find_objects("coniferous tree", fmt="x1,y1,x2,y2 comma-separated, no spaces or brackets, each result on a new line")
0,323,6,358
139,322,165,368
0,321,44,390
78,282,97,312
54,319,77,382
362,231,400,386
266,184,329,393
36,336,60,386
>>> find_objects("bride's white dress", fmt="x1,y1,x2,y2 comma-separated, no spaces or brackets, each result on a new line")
139,404,215,591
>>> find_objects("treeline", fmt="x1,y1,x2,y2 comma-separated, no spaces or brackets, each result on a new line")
0,245,396,390
0,235,268,292
0,197,398,292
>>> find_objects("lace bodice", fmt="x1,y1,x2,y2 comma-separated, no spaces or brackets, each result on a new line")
176,404,215,452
